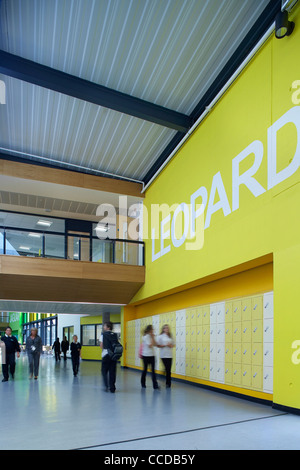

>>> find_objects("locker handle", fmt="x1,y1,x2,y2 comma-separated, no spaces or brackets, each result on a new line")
234,328,238,333
226,309,229,314
226,329,229,334
225,349,229,354
243,328,247,333
218,349,221,354
265,302,269,308
253,373,257,378
243,350,247,355
234,308,238,312
253,327,257,333
243,371,247,376
253,350,257,355
264,350,269,356
253,304,257,310
265,326,269,333
234,349,238,354
243,306,247,311
218,330,221,335
225,369,229,373
234,370,237,375
264,374,269,379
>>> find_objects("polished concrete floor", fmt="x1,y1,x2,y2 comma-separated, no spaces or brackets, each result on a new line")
1,354,300,450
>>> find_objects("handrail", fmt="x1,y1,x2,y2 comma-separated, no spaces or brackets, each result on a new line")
0,226,144,266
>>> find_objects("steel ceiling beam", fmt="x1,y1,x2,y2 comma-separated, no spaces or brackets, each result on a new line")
0,50,193,133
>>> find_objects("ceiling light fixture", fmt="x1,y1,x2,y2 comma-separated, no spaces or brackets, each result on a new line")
37,220,53,227
28,232,42,238
275,9,295,38
19,246,30,250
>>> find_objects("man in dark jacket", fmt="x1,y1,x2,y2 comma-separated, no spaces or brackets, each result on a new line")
100,322,118,393
1,326,20,382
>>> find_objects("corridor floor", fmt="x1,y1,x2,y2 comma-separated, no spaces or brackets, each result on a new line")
1,355,299,450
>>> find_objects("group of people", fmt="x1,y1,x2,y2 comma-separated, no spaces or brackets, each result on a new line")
0,326,82,380
1,322,175,392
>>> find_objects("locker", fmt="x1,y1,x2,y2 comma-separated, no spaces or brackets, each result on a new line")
196,346,202,362
190,327,197,344
202,327,209,342
233,322,242,343
216,301,225,324
233,344,242,363
216,363,225,383
263,344,273,368
196,327,202,342
202,360,209,379
232,364,241,386
185,310,191,327
196,307,203,326
224,363,233,384
225,324,233,343
185,327,191,342
216,323,225,342
252,343,263,366
202,344,209,361
252,320,263,343
190,345,197,359
241,321,251,343
225,302,233,323
196,362,202,378
232,300,242,322
224,344,233,362
252,365,262,390
210,343,217,362
263,366,273,393
241,343,251,365
252,296,263,321
210,361,217,381
241,364,252,388
263,318,273,343
210,304,217,325
210,326,217,343
178,326,186,343
216,344,225,363
203,306,210,325
241,297,252,322
190,309,197,326
263,293,273,320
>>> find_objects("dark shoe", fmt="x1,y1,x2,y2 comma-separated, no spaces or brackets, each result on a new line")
2,378,8,382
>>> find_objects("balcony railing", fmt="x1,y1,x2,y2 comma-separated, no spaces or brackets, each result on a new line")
0,226,144,266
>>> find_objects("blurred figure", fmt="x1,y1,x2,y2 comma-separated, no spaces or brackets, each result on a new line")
26,327,43,379
61,336,69,361
52,337,61,361
140,325,159,390
70,335,81,377
100,322,118,393
157,324,175,388
1,326,20,382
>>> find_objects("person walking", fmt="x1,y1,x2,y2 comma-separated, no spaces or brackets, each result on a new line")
157,324,175,388
26,327,43,380
70,335,81,377
100,322,118,393
140,325,159,390
1,326,20,382
52,337,61,361
61,336,69,361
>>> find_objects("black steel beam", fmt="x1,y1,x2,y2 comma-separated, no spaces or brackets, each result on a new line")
0,50,193,132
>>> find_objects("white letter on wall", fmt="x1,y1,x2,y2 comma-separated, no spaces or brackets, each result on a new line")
232,140,266,212
268,106,300,189
205,172,231,229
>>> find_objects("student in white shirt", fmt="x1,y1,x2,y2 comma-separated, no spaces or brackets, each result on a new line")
157,324,175,388
140,325,159,389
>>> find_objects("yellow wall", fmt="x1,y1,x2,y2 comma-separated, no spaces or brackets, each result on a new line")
127,5,300,410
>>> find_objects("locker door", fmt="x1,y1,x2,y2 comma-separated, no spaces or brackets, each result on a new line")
196,307,203,326
241,297,252,322
232,300,241,322
224,344,233,363
224,363,233,384
252,365,263,391
233,344,242,363
242,321,251,343
210,304,217,325
263,366,273,393
225,323,233,343
252,320,263,343
225,302,233,323
252,343,263,366
252,295,263,321
216,301,225,324
190,308,197,327
241,343,251,365
242,364,252,388
203,306,210,325
263,344,273,368
233,322,242,343
263,318,273,343
232,364,241,386
263,292,273,319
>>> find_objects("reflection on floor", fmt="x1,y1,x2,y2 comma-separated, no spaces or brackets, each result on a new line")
0,355,299,450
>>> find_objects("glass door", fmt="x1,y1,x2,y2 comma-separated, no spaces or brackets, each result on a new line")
67,231,90,261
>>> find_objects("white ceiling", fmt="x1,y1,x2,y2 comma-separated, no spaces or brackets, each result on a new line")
0,0,276,184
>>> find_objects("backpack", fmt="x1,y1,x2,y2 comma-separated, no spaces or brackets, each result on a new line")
103,331,123,361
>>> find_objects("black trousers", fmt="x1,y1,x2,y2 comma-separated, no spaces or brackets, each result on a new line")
102,355,117,392
71,355,80,375
141,356,158,389
162,358,172,387
54,351,61,361
2,352,16,380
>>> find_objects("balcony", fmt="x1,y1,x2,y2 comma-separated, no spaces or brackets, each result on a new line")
0,226,145,305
